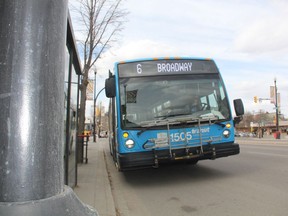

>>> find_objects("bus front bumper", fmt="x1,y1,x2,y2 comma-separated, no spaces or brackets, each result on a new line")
117,143,240,170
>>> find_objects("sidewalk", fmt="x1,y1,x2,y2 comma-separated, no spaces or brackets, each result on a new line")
73,139,116,216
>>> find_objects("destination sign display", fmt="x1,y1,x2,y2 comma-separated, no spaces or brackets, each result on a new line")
117,59,218,77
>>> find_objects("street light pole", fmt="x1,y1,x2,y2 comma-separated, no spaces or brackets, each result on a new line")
94,87,106,139
93,70,97,142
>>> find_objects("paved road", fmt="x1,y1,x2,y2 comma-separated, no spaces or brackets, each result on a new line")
104,138,288,216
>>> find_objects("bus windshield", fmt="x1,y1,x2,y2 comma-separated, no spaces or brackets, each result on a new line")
119,74,231,128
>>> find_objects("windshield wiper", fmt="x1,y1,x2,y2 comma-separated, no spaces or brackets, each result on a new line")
137,126,152,136
137,115,195,136
137,119,171,136
137,114,222,136
155,113,188,120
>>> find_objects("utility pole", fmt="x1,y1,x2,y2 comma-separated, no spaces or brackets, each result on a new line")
99,101,102,136
274,78,279,135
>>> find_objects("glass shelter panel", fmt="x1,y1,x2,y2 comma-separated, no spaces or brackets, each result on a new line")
64,47,78,188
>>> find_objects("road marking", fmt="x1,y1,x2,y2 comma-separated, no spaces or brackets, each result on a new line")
248,151,288,158
239,142,288,147
241,145,288,152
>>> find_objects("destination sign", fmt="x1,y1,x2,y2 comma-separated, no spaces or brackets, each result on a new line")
117,59,218,77
157,62,192,73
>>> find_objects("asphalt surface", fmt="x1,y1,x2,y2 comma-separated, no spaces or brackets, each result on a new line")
74,136,288,216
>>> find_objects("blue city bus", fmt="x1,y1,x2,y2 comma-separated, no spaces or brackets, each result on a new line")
105,57,244,171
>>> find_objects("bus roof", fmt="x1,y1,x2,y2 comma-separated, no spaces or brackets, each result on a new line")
116,57,213,64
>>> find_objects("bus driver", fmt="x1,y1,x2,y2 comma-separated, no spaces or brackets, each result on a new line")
191,96,201,113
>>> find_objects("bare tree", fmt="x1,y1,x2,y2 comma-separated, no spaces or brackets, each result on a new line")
69,0,127,157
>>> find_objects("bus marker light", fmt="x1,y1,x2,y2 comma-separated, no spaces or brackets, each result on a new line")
123,132,129,138
226,123,231,129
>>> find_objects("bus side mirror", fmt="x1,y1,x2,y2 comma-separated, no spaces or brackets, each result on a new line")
233,99,244,125
105,76,116,98
234,99,244,116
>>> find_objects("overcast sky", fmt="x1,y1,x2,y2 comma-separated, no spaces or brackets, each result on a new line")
70,0,288,117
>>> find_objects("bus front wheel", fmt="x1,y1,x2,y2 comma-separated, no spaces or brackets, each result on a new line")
115,155,122,172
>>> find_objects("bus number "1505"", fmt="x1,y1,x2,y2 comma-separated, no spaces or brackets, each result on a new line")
170,132,193,142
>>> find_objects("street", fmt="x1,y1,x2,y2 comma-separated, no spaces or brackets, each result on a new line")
103,138,288,216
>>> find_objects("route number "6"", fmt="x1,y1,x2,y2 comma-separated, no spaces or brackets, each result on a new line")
136,64,142,74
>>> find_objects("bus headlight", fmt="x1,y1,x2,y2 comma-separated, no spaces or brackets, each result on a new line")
223,130,231,138
125,139,135,149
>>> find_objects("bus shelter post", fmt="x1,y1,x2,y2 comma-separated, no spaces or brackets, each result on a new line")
85,136,89,163
77,134,89,163
0,1,97,215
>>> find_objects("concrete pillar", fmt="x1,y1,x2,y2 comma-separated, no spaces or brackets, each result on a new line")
0,0,97,215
